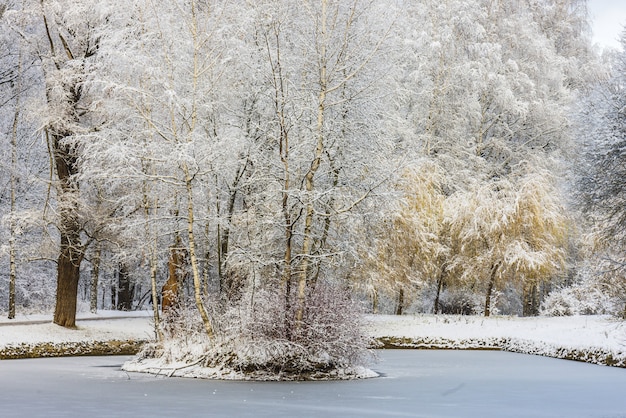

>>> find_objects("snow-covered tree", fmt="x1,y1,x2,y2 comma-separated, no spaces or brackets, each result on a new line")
87,0,396,376
576,29,626,316
30,0,109,327
0,1,54,317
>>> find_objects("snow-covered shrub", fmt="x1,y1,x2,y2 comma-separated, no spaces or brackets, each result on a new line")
128,283,375,380
437,289,483,315
133,306,212,366
541,283,613,316
206,284,374,379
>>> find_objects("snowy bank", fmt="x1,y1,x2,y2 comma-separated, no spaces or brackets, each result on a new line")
368,314,626,367
0,310,154,359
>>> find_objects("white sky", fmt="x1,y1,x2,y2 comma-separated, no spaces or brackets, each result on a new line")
588,0,625,51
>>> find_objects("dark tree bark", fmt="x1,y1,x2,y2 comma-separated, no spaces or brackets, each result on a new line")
117,264,133,311
484,262,501,317
42,0,98,329
162,236,188,314
523,282,540,317
52,135,84,328
433,262,448,314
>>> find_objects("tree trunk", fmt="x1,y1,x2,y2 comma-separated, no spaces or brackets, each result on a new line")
203,221,210,299
266,17,295,329
8,236,16,319
117,263,133,311
41,5,87,328
8,227,16,320
295,0,328,326
523,282,539,317
52,133,83,328
8,74,20,320
219,167,245,297
183,163,214,339
141,164,162,339
110,282,116,309
372,288,379,314
395,287,404,315
162,237,185,314
54,236,82,328
310,163,338,289
433,263,447,314
148,241,163,340
89,244,101,313
484,262,500,317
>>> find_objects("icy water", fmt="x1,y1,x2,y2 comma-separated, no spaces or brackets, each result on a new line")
0,350,625,417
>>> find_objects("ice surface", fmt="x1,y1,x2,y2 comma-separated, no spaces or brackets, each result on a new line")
1,350,625,417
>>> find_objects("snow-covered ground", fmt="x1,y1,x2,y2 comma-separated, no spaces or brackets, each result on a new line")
0,310,155,346
368,314,626,351
1,311,625,366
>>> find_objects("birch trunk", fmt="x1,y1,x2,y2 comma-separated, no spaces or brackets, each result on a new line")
8,47,22,320
183,163,214,339
143,177,162,339
295,0,328,326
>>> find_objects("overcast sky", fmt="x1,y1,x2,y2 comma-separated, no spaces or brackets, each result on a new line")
588,0,625,51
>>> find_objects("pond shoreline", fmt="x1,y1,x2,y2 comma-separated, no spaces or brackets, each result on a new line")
2,335,625,369
1,314,624,368
377,336,626,368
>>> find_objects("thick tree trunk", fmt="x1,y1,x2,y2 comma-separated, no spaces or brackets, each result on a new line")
54,238,82,328
52,133,83,328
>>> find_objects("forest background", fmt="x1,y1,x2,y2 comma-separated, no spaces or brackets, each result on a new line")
0,0,625,373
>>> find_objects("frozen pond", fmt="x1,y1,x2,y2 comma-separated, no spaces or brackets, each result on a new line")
1,350,625,417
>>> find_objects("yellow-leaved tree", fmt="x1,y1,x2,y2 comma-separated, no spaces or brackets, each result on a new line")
446,166,569,316
359,161,449,314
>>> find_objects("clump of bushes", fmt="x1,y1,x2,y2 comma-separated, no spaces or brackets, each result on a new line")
128,283,375,380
